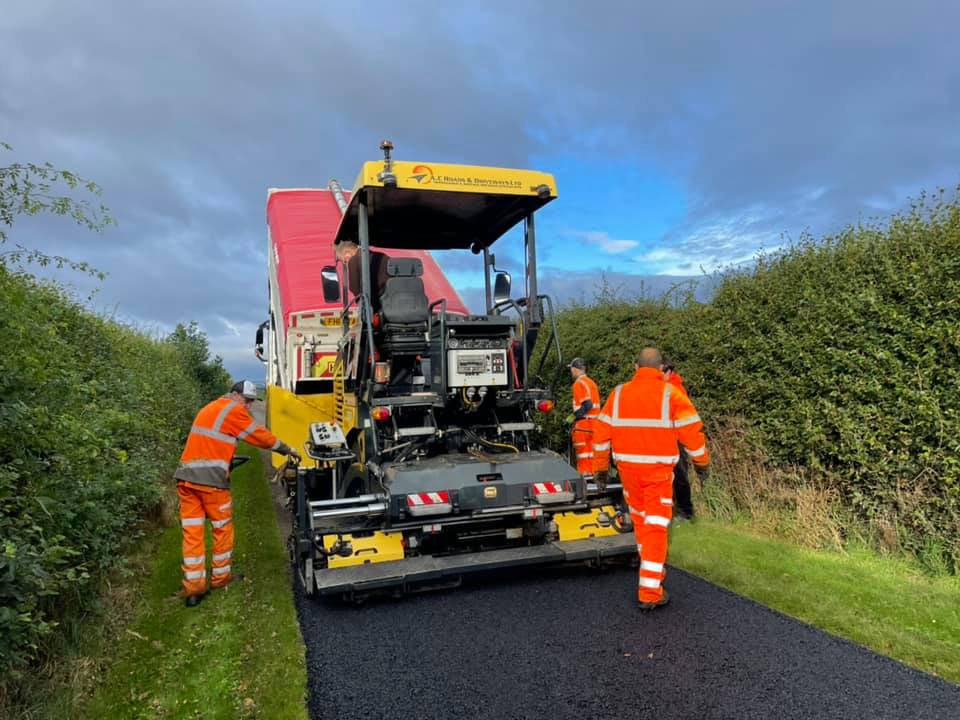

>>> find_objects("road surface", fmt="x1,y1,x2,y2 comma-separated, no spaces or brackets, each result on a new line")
252,405,958,720
294,561,959,720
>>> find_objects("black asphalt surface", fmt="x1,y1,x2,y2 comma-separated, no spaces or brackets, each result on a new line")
294,563,960,720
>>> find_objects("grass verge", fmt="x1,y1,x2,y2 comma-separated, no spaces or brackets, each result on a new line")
77,446,308,719
669,518,960,683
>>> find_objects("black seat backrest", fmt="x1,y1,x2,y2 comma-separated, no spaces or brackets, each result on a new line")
386,257,423,278
380,258,428,325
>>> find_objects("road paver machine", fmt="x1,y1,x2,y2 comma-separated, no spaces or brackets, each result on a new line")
271,144,634,598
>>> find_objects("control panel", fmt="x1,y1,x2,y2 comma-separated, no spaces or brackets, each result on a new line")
447,349,509,387
309,421,348,448
447,336,510,350
307,422,354,463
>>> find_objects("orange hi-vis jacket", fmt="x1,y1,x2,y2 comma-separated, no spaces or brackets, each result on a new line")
665,370,687,394
174,397,290,489
593,367,709,473
572,374,601,425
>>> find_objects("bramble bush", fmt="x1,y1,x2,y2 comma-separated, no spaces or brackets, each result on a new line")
545,190,960,571
0,267,231,683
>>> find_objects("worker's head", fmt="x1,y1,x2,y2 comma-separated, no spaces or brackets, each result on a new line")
636,347,662,370
230,380,258,406
568,357,586,379
335,241,359,263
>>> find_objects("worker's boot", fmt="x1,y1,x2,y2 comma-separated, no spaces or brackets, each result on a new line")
185,591,209,608
638,589,670,612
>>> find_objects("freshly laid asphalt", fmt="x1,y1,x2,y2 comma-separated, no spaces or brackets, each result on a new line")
294,562,960,720
256,419,958,720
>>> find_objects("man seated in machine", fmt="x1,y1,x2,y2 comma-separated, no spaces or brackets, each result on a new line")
335,240,390,311
335,240,430,391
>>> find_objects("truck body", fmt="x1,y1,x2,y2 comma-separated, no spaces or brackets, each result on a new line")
262,187,469,468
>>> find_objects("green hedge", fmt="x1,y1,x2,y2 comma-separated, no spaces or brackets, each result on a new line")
545,191,960,570
0,268,229,680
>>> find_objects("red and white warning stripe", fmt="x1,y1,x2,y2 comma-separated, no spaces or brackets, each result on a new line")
407,491,450,507
532,482,564,495
532,481,574,504
406,491,452,517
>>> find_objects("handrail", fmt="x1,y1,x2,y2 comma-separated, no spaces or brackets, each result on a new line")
360,295,376,387
427,298,448,392
533,294,563,383
339,293,376,387
490,298,529,391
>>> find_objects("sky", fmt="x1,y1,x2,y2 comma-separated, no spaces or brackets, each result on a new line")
2,1,958,381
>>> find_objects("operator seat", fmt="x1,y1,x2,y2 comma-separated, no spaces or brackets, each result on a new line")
377,257,430,358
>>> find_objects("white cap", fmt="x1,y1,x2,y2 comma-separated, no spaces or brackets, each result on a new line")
231,380,258,399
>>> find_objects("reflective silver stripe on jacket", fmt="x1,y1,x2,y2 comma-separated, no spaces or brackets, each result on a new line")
211,517,232,529
180,459,230,471
212,565,232,576
189,425,237,445
174,462,230,489
237,421,258,441
572,376,595,412
183,554,205,565
213,550,232,562
612,452,680,464
181,517,204,527
212,400,239,433
687,445,707,458
606,384,674,428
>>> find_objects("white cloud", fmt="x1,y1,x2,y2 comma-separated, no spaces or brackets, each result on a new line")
636,213,785,276
217,315,241,337
569,230,639,254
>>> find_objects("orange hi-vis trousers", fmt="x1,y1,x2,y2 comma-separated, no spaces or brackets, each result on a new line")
620,466,674,603
571,421,596,477
177,481,235,597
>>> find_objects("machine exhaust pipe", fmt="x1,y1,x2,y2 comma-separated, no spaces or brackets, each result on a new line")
328,179,349,214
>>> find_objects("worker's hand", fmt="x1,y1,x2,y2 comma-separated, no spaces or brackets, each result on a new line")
694,465,710,484
595,470,609,491
288,448,302,463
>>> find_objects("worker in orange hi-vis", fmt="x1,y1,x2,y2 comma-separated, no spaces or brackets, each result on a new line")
661,359,695,521
565,357,602,481
592,348,710,611
173,380,301,608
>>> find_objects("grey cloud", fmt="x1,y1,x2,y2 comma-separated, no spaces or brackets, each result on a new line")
3,1,957,377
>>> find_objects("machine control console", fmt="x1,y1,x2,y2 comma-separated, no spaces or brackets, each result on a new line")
309,422,348,448
447,349,509,387
447,336,509,350
306,422,353,462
